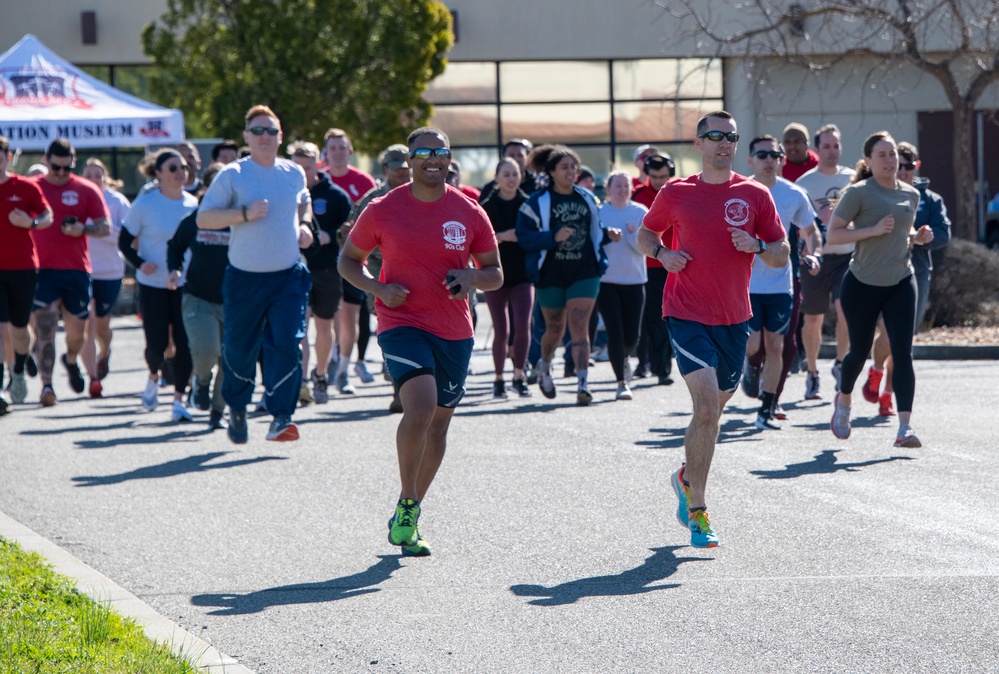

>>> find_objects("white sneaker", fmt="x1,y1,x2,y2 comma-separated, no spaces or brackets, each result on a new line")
141,377,159,411
9,371,28,404
616,383,633,401
171,399,193,422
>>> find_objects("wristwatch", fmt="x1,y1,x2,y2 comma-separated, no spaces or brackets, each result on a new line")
756,239,766,255
652,244,664,260
29,217,39,229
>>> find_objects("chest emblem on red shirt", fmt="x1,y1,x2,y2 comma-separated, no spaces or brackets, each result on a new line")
62,191,80,207
723,198,749,227
442,221,467,250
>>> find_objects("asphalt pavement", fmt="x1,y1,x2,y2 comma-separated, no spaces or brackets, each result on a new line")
1,314,998,673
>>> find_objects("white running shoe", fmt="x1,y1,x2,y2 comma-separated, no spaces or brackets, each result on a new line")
141,377,159,411
171,399,193,422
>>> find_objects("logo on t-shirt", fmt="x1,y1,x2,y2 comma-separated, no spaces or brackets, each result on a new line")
62,191,80,207
6,194,23,202
442,221,467,250
723,198,750,227
313,198,327,215
349,185,360,198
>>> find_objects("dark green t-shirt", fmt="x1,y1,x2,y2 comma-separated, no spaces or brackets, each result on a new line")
538,189,600,288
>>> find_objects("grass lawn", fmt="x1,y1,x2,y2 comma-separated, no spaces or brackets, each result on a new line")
0,537,200,673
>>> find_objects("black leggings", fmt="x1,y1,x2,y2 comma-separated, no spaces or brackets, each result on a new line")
596,282,645,382
839,271,917,412
139,284,192,395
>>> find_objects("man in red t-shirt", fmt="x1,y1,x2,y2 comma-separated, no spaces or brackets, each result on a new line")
340,126,501,558
0,135,54,412
631,152,676,384
31,139,110,407
639,111,788,549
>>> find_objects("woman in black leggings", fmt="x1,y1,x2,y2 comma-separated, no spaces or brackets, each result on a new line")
827,131,934,448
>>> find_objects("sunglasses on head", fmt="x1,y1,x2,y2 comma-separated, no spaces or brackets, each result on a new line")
753,150,785,160
407,147,452,161
899,161,920,171
49,163,74,173
247,126,280,136
698,130,740,142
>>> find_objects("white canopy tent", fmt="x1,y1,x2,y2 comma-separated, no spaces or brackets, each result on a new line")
0,34,184,151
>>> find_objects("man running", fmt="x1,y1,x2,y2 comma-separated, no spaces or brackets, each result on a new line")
338,126,502,557
639,111,788,548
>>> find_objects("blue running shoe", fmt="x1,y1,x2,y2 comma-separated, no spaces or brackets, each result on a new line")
388,499,421,547
688,508,719,548
670,465,690,528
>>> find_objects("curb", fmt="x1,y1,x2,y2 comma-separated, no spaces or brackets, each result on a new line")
0,509,254,674
819,343,999,360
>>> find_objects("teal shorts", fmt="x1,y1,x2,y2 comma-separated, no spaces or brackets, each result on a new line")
536,277,600,309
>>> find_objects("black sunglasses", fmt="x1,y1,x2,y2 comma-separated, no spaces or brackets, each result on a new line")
698,131,740,142
407,148,452,161
49,163,74,173
899,162,920,171
247,126,280,136
164,163,189,174
753,150,785,160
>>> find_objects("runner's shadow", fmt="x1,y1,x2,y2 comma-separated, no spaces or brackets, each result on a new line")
750,449,914,480
640,418,758,450
456,402,564,417
73,426,215,449
71,451,287,486
190,555,403,615
510,546,705,606
22,419,136,436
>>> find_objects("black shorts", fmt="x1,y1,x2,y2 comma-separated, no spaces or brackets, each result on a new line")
309,268,343,320
799,253,851,315
0,269,38,327
341,278,366,305
92,279,123,318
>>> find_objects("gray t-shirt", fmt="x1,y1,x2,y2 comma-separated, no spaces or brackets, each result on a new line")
123,189,198,288
199,157,310,273
795,165,855,255
832,178,920,287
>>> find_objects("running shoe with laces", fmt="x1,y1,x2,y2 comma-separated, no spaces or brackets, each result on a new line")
266,415,299,441
754,409,782,430
492,380,508,399
862,366,883,404
538,370,556,399
336,371,356,395
388,498,421,547
771,403,788,421
353,361,375,384
831,392,851,439
88,380,102,399
141,377,159,411
687,508,719,548
171,399,193,423
39,384,57,407
228,408,248,444
670,465,690,528
192,379,211,410
511,379,532,397
616,383,633,401
97,351,110,381
741,356,760,399
894,424,922,448
805,371,821,400
576,385,593,406
312,370,330,404
9,371,28,404
878,391,896,417
401,530,432,557
208,409,226,431
831,360,843,392
62,355,85,394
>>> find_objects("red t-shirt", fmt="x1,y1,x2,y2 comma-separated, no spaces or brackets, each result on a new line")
349,185,497,340
0,175,49,271
643,173,785,326
32,175,109,272
633,181,664,269
781,149,819,183
328,167,377,204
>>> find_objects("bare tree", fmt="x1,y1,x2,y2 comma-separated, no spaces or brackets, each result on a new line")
655,0,999,240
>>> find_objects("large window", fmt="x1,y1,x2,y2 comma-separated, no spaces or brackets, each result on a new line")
427,58,723,189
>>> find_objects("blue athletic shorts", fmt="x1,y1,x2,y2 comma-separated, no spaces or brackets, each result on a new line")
667,317,750,393
749,293,793,335
91,279,122,318
536,276,601,309
378,326,473,408
34,269,91,319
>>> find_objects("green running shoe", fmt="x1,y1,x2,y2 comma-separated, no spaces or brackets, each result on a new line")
401,527,432,557
388,498,421,546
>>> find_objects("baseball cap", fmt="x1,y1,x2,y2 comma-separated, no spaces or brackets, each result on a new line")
782,123,809,142
381,143,409,169
633,144,657,162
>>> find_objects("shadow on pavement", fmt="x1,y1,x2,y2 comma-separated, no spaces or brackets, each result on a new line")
190,555,403,615
639,418,760,450
21,420,137,436
750,449,914,480
73,426,219,449
71,451,287,486
509,546,706,606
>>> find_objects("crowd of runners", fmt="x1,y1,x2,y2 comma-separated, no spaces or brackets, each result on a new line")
0,106,950,553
